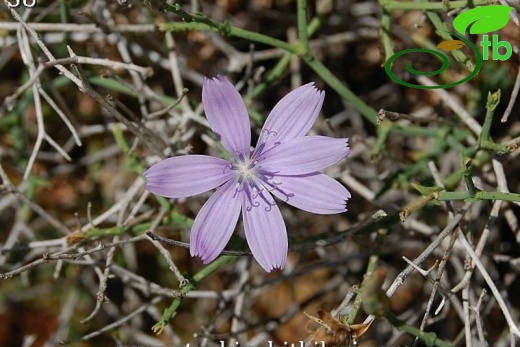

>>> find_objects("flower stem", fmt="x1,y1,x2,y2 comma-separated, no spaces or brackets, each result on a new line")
160,4,299,54
478,90,510,153
152,255,237,334
251,15,323,98
303,57,378,124
380,8,394,61
161,2,379,125
296,0,310,55
385,311,455,347
438,190,520,202
346,229,387,325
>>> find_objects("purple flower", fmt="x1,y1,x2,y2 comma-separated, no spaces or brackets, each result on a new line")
144,76,351,272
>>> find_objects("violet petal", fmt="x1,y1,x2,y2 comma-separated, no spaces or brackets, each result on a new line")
269,173,351,214
258,136,350,175
144,155,233,198
259,83,324,151
202,76,251,158
190,179,241,263
242,185,287,271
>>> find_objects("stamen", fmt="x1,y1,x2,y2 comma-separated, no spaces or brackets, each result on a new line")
272,186,294,202
225,162,235,173
252,129,278,158
251,185,260,199
236,152,245,162
255,142,265,157
256,171,294,202
243,185,254,211
253,184,276,211
243,184,261,210
256,172,273,183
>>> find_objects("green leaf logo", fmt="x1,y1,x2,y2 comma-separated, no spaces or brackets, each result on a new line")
453,5,513,35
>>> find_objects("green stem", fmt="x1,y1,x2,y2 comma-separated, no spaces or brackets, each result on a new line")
385,311,454,347
462,164,478,197
296,0,310,55
439,190,520,202
162,3,378,125
161,4,299,54
250,15,323,98
303,57,378,124
152,255,237,334
419,0,471,69
478,90,510,153
67,211,193,244
372,121,392,159
443,151,490,188
346,229,387,325
380,8,394,62
251,54,292,98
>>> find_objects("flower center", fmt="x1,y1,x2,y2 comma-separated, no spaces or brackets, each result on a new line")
236,159,256,181
231,153,258,184
229,141,294,210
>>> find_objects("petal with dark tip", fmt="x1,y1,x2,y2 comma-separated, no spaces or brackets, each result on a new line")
269,173,351,214
260,83,324,151
190,179,241,264
258,136,350,175
144,155,234,198
202,75,251,158
242,187,287,272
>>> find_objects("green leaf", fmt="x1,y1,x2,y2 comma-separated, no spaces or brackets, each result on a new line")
453,5,513,35
411,183,443,196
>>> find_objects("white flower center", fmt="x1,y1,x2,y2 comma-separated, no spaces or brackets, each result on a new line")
234,157,257,183
229,150,293,211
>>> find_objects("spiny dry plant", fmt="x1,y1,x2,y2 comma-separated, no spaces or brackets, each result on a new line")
1,1,520,347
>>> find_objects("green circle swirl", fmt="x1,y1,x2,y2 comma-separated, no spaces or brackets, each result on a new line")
385,32,483,89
